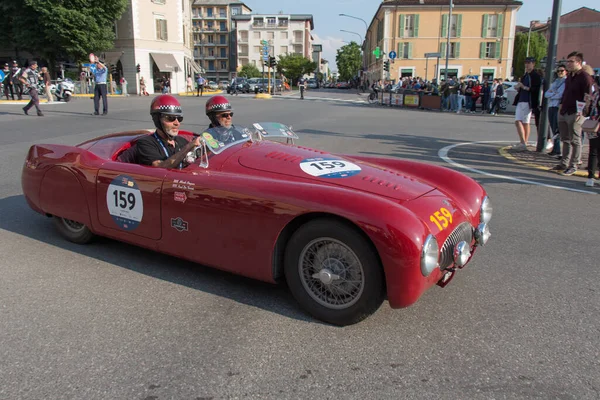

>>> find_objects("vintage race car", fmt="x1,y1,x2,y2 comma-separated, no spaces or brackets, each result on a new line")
21,122,492,325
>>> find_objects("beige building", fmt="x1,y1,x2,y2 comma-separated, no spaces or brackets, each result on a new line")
364,0,522,83
192,1,252,84
110,0,201,94
232,14,315,71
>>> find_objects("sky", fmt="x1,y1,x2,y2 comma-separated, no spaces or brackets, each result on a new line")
244,0,598,71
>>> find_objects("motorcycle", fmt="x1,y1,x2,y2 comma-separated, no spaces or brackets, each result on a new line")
51,78,74,102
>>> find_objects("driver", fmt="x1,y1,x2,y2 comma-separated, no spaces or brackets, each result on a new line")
204,95,245,144
136,94,201,168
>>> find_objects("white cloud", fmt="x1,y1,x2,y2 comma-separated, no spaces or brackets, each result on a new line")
312,33,345,71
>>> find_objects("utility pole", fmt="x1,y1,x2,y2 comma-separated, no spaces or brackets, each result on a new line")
444,0,453,81
536,0,562,153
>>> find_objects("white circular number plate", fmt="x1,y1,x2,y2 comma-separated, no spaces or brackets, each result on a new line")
299,158,361,179
106,175,144,230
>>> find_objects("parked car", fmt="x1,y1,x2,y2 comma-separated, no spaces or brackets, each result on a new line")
208,81,219,90
21,122,492,326
307,78,318,89
218,80,229,89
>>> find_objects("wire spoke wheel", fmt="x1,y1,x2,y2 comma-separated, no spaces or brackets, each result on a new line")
299,238,365,309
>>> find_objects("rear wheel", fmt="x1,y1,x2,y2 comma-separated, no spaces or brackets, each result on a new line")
284,219,385,326
53,217,94,244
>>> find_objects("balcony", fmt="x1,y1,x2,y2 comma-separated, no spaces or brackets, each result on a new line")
238,52,249,57
217,55,229,59
239,37,248,43
216,13,228,19
252,22,264,28
293,38,303,44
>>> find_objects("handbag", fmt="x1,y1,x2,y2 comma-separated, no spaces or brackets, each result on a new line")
582,118,599,139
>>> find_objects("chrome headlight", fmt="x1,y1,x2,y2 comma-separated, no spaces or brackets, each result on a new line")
480,196,492,224
420,234,439,277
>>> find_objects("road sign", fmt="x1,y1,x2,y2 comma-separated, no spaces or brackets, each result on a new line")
262,55,269,61
389,51,397,59
424,52,441,58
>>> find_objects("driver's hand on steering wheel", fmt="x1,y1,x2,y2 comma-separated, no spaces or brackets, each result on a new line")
191,136,202,147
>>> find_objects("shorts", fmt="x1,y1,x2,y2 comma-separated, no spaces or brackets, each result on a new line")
515,102,532,123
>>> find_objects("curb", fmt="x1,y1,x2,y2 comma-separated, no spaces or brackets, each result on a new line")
498,146,588,178
178,90,222,96
255,93,272,99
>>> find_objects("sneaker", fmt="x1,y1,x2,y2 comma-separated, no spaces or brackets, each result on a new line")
37,112,44,117
545,140,554,151
585,178,595,187
22,107,28,115
549,165,564,172
562,167,577,176
513,143,527,151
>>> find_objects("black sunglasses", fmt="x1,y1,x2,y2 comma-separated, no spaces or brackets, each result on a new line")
163,115,183,122
217,112,234,118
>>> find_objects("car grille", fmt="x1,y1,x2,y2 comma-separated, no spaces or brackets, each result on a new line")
439,222,474,269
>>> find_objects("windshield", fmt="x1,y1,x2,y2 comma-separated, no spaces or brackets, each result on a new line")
200,125,252,154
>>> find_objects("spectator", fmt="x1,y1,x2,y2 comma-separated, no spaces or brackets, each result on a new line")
584,73,599,187
448,78,458,112
186,75,193,95
513,57,542,150
11,60,23,100
545,65,567,157
490,79,504,115
481,81,491,114
3,63,14,100
140,76,148,96
456,77,466,114
162,76,170,94
40,66,52,103
464,81,474,113
471,81,481,113
551,51,594,175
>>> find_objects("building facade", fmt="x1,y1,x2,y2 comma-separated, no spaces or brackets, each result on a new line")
364,0,522,83
232,14,314,72
110,0,199,95
519,7,600,72
191,0,252,84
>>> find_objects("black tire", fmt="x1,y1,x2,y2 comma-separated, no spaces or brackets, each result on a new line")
284,219,385,326
53,216,94,244
63,93,72,102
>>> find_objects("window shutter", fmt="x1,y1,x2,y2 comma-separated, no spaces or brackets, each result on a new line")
414,14,420,38
457,15,463,38
455,43,460,58
482,14,489,38
398,42,404,59
495,42,501,59
480,42,486,59
497,14,504,38
163,20,168,41
440,42,447,58
441,14,448,37
399,15,405,38
156,19,161,40
408,43,413,59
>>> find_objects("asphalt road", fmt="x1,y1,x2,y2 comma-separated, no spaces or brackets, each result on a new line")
1,91,599,400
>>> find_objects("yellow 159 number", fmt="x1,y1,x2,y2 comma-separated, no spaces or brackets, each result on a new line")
429,208,453,231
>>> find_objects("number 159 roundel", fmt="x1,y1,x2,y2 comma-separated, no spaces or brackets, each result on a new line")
21,124,492,326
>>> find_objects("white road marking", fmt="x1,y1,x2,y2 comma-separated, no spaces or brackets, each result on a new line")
438,140,597,195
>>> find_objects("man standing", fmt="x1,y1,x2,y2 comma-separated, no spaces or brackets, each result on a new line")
3,63,14,100
20,61,43,117
230,74,238,96
298,76,306,99
551,51,594,175
40,67,52,103
196,74,205,97
513,57,542,150
11,61,23,100
92,56,108,115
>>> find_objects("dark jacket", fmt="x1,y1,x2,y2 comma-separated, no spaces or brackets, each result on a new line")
513,70,543,108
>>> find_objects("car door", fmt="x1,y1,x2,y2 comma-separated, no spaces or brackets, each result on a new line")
96,162,166,240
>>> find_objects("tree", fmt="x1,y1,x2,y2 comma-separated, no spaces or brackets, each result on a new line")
512,32,547,78
335,42,361,82
276,53,317,84
0,0,127,70
239,64,261,78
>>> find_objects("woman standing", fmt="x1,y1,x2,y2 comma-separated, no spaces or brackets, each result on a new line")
471,81,481,113
544,65,567,156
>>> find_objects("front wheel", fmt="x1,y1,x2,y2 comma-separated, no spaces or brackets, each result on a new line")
53,217,94,244
63,93,72,102
368,92,377,104
284,219,385,326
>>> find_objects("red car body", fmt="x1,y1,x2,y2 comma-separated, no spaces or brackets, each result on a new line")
21,129,490,324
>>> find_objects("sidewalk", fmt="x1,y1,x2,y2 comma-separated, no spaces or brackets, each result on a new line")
499,143,593,178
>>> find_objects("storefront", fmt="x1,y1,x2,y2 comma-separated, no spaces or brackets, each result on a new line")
150,53,180,93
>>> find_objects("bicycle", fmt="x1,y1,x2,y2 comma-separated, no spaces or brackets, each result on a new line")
367,90,379,104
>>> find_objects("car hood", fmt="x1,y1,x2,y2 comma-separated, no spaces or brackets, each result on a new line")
237,142,435,201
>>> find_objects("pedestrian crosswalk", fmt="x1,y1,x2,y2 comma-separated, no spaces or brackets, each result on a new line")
280,95,368,105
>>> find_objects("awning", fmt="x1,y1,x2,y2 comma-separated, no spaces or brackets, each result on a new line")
101,51,123,66
187,57,201,74
150,53,180,72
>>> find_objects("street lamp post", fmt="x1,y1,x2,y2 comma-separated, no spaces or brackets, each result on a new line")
444,0,453,82
340,30,364,80
339,14,369,82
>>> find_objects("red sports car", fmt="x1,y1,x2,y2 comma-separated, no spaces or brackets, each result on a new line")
21,122,492,325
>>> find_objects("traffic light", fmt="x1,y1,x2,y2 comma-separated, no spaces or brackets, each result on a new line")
136,64,140,73
269,56,276,68
383,60,390,72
